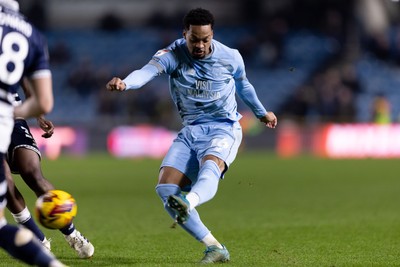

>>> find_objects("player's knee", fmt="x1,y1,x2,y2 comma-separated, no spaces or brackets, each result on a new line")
155,184,180,202
14,228,34,247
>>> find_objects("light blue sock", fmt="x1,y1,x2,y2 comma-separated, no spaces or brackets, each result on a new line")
191,160,221,206
156,184,210,241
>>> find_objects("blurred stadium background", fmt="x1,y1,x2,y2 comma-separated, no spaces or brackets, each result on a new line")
17,0,400,159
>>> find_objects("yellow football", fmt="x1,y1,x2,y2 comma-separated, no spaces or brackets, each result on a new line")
35,190,77,229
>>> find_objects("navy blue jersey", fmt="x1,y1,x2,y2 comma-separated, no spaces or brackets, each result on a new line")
0,4,51,94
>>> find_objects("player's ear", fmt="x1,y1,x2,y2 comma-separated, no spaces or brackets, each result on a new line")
183,30,187,39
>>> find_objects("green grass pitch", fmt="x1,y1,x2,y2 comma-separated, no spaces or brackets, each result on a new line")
1,152,400,266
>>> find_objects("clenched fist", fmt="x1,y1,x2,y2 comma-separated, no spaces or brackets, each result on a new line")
106,77,126,91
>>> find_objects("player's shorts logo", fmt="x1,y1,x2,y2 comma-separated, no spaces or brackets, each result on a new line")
212,138,229,152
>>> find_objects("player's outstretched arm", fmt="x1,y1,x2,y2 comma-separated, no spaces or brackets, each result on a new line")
106,77,126,91
259,111,277,129
106,64,161,91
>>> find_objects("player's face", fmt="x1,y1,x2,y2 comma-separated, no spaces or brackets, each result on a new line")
183,25,213,59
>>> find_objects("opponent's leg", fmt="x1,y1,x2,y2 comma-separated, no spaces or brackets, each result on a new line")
62,223,94,259
10,207,51,251
5,160,49,249
0,221,65,267
14,148,94,258
0,156,64,266
14,148,53,196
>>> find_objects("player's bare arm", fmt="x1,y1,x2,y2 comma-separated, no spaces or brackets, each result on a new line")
22,78,54,138
14,77,53,118
106,77,126,91
259,111,277,129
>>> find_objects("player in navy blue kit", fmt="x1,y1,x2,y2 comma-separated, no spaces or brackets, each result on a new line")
5,79,95,259
107,8,277,263
0,0,66,266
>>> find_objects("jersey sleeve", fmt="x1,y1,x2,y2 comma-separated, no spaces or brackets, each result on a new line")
25,30,51,79
123,47,179,90
122,64,160,90
233,51,267,118
149,48,179,75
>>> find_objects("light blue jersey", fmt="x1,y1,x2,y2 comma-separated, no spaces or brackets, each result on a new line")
122,37,269,180
123,38,267,126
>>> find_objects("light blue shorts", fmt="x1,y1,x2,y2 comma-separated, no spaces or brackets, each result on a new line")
161,121,242,184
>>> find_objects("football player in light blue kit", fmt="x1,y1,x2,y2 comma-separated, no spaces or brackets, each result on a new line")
106,8,277,264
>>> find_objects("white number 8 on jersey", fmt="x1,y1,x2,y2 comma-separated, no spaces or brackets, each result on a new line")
0,27,28,85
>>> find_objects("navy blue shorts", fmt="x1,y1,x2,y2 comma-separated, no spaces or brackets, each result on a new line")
6,119,41,174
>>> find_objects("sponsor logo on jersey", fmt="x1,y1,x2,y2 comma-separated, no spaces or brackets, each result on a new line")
154,49,169,57
187,79,220,99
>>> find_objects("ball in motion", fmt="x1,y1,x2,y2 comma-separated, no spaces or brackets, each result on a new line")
35,190,77,229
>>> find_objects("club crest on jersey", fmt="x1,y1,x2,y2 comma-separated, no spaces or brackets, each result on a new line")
187,68,195,76
155,49,169,57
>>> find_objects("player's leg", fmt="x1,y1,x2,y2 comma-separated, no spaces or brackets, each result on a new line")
156,167,210,236
11,119,94,259
189,121,242,209
187,155,224,207
13,147,53,196
156,131,228,263
4,160,50,250
160,164,229,263
0,222,65,267
0,155,65,267
157,167,229,263
169,122,242,263
15,148,94,258
0,110,63,266
196,123,242,263
157,133,200,224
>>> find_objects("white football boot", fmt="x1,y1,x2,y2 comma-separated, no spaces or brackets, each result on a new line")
64,230,94,258
42,237,51,251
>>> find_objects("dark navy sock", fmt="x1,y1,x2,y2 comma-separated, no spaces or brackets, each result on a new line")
20,216,46,241
60,222,75,235
0,224,55,266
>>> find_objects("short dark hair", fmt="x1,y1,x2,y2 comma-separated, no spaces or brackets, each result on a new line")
183,8,214,30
